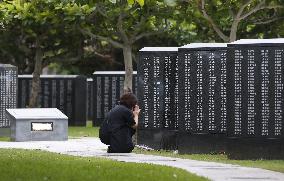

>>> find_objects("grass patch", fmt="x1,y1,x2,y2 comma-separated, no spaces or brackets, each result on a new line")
0,149,208,181
133,148,284,173
68,121,99,138
0,137,10,142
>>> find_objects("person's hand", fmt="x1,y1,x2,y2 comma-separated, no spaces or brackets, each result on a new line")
133,105,141,116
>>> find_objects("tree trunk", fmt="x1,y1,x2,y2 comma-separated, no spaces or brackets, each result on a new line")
29,38,43,108
123,45,133,93
229,20,240,42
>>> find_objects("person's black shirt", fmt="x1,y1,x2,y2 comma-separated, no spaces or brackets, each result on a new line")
107,104,136,153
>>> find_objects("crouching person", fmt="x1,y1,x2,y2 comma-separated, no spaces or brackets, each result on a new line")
100,93,140,153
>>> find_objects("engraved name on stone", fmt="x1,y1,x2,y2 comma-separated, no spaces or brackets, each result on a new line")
234,49,242,134
153,56,161,128
184,53,191,130
143,57,150,128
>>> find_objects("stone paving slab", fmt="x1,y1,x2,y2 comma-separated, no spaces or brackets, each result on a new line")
0,137,283,181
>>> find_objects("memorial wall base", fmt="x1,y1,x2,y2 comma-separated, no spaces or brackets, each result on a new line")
137,129,178,150
93,118,104,127
178,133,227,154
227,137,284,160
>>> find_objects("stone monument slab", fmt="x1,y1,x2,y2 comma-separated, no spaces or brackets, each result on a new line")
5,108,68,141
0,64,17,136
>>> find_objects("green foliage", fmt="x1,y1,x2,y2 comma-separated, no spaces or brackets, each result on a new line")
88,0,174,47
108,0,145,7
0,0,94,73
189,0,284,41
0,0,283,74
127,0,144,6
164,0,177,7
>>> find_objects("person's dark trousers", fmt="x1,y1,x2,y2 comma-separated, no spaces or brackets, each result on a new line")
107,128,136,153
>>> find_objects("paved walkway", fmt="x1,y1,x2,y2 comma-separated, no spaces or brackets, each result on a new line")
0,137,283,181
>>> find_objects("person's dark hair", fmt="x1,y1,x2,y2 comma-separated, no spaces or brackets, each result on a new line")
119,93,138,110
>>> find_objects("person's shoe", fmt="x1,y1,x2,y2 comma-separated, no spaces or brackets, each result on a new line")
107,146,111,153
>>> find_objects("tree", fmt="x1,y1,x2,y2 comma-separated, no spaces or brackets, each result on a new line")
186,0,284,42
81,0,172,93
0,0,94,107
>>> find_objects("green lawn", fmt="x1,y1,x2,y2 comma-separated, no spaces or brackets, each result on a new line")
68,121,99,138
133,148,284,173
0,137,10,141
1,123,284,174
0,149,208,181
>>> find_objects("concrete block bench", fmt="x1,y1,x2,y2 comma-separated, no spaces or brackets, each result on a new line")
6,108,68,141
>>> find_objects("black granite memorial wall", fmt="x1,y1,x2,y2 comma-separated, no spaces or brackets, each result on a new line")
227,39,284,159
87,78,94,120
0,64,17,136
178,43,228,154
93,71,137,126
137,47,178,150
17,75,87,126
